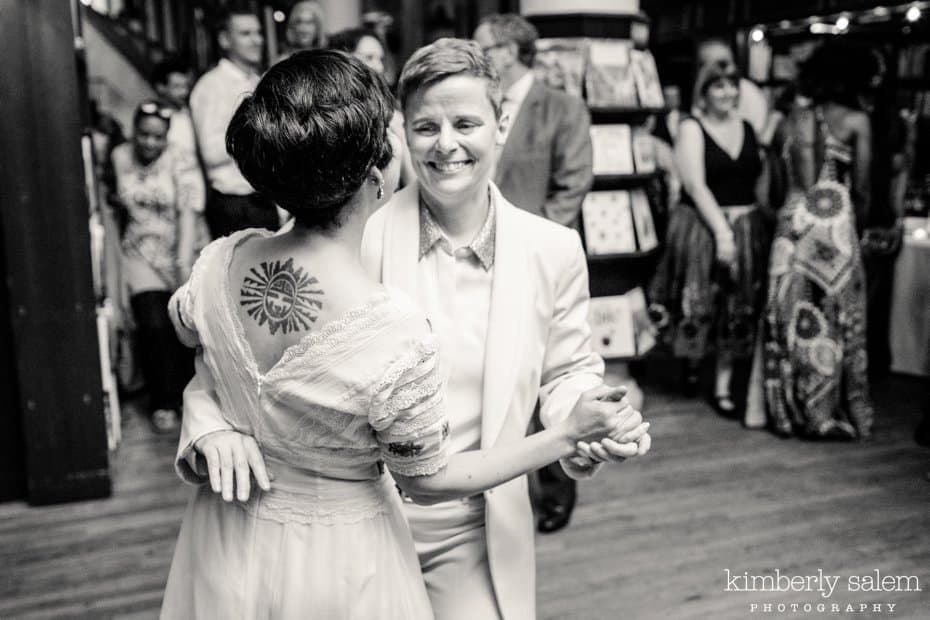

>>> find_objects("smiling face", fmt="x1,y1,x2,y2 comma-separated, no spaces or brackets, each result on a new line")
704,77,739,115
405,75,504,207
133,115,169,164
287,2,320,49
221,14,264,68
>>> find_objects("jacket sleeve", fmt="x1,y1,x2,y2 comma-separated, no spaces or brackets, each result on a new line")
543,97,594,228
537,231,605,479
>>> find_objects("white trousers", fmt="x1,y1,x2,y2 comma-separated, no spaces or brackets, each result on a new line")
404,497,503,620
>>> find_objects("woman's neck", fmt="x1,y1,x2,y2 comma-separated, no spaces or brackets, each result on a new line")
702,108,735,124
286,197,369,260
420,186,490,247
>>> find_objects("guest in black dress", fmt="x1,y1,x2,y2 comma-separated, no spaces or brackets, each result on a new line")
650,61,770,415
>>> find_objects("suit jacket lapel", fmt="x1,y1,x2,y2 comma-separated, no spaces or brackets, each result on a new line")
481,184,529,447
496,81,544,183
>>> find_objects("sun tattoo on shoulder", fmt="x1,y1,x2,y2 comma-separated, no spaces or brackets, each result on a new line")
240,258,324,335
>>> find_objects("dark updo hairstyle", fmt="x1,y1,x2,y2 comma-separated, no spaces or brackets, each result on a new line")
799,39,882,109
226,49,395,231
327,27,382,55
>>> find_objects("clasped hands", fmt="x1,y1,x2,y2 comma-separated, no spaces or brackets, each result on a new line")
563,384,651,469
193,383,651,503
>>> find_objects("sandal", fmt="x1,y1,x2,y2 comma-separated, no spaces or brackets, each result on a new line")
151,408,180,434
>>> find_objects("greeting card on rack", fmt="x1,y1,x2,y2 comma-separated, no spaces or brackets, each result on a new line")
630,189,658,251
590,124,634,175
585,39,638,108
632,126,656,173
582,191,636,255
630,49,665,108
534,38,586,98
588,295,635,358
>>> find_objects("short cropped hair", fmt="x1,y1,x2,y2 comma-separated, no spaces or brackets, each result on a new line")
215,7,260,37
478,13,538,67
397,38,501,118
327,27,380,55
226,50,395,231
150,58,190,88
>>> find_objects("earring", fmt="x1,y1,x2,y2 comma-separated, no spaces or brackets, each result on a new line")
376,179,385,200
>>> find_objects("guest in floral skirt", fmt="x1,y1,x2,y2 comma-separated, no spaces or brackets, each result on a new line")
649,61,771,416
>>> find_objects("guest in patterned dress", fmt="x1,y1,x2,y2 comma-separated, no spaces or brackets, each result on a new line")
111,101,208,432
760,41,878,440
159,51,646,619
649,61,771,416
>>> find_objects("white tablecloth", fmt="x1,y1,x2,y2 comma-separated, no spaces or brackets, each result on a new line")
889,217,930,376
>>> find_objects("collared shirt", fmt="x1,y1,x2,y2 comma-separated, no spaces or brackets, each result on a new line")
189,58,260,195
416,194,496,456
418,197,496,270
501,71,535,137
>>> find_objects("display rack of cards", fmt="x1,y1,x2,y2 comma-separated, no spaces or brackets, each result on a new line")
529,12,665,361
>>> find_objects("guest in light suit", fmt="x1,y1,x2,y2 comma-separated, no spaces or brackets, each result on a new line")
174,39,649,620
474,13,595,533
473,13,593,229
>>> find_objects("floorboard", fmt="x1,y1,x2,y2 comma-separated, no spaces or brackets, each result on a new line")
1,373,927,619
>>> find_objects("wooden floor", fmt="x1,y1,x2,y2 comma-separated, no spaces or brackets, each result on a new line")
1,373,928,619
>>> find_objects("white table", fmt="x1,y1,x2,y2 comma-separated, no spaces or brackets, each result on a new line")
889,217,930,377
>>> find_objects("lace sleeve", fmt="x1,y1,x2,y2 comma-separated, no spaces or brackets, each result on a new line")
369,333,449,477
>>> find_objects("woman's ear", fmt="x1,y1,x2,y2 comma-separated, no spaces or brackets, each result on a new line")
368,166,386,200
496,113,510,148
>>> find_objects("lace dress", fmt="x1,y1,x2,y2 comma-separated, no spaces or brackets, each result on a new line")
761,110,874,439
160,230,449,619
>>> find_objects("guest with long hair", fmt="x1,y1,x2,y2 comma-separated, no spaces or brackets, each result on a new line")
758,40,877,440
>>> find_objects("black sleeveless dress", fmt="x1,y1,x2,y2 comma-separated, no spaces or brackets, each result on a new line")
649,117,771,360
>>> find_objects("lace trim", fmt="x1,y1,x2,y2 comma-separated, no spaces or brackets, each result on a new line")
386,401,446,439
271,290,394,372
380,372,444,424
242,492,389,526
370,337,439,419
387,450,449,478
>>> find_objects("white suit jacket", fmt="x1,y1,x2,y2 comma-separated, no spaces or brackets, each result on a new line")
175,182,604,620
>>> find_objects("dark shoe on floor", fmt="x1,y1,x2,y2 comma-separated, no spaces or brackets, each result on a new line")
537,498,574,534
713,395,739,420
151,408,180,434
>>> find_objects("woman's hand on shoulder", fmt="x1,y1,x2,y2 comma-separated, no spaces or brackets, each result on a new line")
194,430,271,502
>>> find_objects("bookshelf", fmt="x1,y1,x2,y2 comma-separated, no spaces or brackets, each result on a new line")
528,9,664,362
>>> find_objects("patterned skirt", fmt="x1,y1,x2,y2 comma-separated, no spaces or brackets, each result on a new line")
761,182,874,439
649,203,771,360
